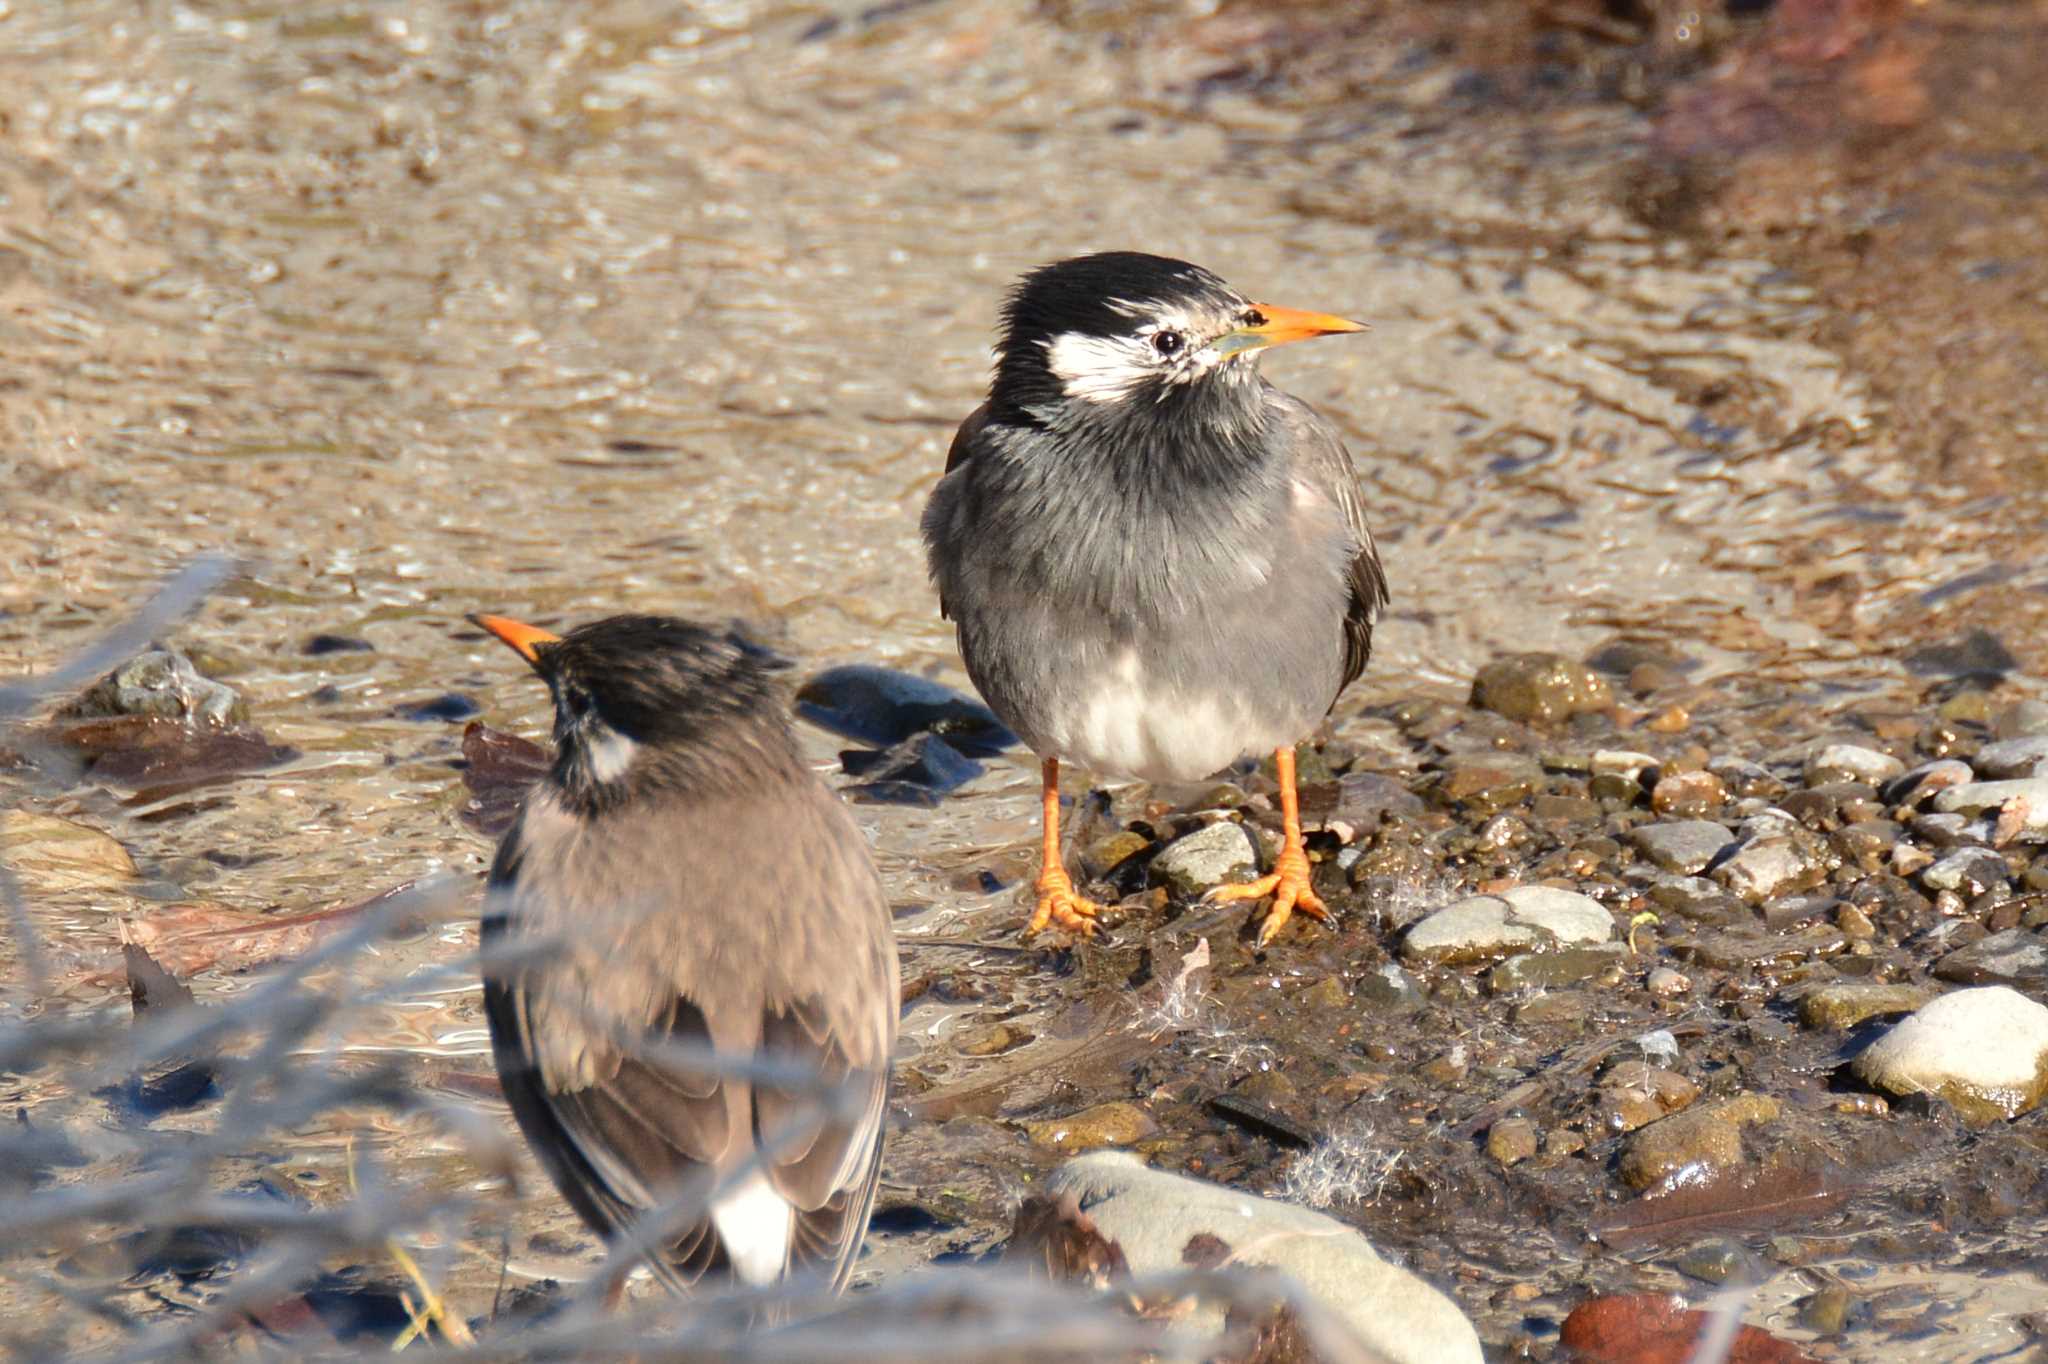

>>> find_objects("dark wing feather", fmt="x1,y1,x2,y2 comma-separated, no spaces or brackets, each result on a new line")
482,932,733,1291
1273,392,1388,696
943,401,990,478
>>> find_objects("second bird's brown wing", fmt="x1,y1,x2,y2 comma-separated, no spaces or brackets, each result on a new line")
1272,392,1389,695
483,772,897,1293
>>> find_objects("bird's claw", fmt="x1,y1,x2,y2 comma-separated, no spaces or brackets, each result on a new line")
1205,844,1331,947
1026,868,1105,939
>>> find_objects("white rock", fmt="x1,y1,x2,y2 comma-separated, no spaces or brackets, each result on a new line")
1151,821,1259,895
1041,1151,1483,1364
1852,986,2048,1124
1592,750,1658,780
1934,779,2048,829
1805,743,1904,787
1402,885,1614,962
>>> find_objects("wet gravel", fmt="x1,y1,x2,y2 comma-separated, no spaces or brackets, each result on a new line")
880,628,2048,1359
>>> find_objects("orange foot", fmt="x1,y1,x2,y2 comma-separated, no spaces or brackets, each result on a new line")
1025,865,1105,939
1206,844,1332,947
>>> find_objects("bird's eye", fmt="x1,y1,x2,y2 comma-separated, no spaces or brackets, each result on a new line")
561,684,595,718
1241,307,1267,328
1151,329,1185,357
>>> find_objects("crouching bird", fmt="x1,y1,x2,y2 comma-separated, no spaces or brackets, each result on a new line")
470,611,898,1298
922,252,1387,947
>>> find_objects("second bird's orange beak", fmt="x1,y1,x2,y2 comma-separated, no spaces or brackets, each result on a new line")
469,613,562,668
1215,302,1368,356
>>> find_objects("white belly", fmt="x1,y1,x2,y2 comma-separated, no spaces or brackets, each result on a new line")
1044,649,1272,784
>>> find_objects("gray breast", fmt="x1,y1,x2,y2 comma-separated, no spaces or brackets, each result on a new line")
934,438,1354,782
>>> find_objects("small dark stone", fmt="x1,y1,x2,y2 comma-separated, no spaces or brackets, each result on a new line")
1904,628,2018,679
869,1203,959,1235
1585,637,1697,678
303,634,373,656
1206,1092,1316,1149
796,664,1016,756
395,694,479,723
842,733,984,806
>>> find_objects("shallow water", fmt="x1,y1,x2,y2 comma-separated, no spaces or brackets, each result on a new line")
2,1,2042,1358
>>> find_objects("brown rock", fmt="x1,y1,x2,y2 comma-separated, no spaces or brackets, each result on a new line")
1471,653,1614,726
1022,1101,1156,1152
1619,1094,1780,1190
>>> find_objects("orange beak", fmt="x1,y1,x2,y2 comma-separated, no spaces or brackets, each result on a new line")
468,613,561,668
1216,302,1368,356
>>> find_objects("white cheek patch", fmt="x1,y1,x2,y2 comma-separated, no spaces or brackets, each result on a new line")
1044,331,1151,405
583,727,639,784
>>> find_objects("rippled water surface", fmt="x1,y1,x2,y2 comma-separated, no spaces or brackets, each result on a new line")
3,1,2043,1358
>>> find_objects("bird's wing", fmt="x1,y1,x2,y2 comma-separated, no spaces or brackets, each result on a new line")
943,400,991,478
483,779,896,1293
930,402,994,622
1273,392,1388,697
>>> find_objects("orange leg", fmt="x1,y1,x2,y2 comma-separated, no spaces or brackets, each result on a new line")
1024,757,1106,938
1207,746,1333,946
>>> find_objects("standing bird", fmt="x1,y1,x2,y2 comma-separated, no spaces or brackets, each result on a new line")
922,253,1387,947
470,612,898,1298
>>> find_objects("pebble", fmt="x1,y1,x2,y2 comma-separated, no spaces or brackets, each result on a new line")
1355,962,1427,1013
1650,768,1726,815
1797,983,1934,1030
1471,653,1614,725
1149,821,1259,896
1022,1101,1156,1151
1934,778,2048,830
1039,1151,1485,1364
1080,831,1151,880
840,732,983,805
66,648,246,726
1487,1116,1539,1165
1709,756,1783,799
1402,885,1616,965
1646,966,1692,997
1627,819,1736,875
795,664,1017,756
1436,751,1543,814
1594,1062,1699,1133
1880,758,1973,807
1804,743,1904,788
1919,846,2008,897
1994,699,2048,739
1644,875,1747,926
1932,928,2048,988
1617,1093,1781,1190
1489,943,1627,993
1972,737,2048,779
302,634,373,655
1903,628,2017,678
395,693,480,723
1592,749,1658,781
1851,986,2048,1124
1713,830,1828,904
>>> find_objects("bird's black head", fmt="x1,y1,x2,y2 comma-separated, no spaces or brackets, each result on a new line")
469,612,793,811
988,252,1363,430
